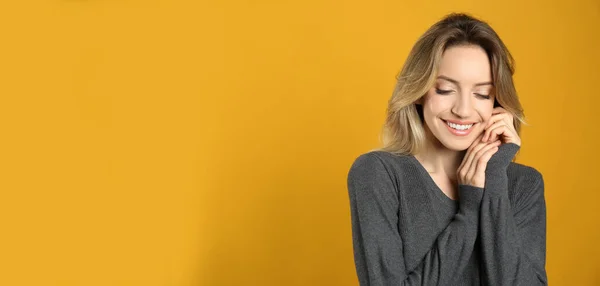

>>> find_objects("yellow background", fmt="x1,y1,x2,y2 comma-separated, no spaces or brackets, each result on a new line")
1,0,598,285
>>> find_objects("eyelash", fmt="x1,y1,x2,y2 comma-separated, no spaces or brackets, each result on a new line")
435,88,491,100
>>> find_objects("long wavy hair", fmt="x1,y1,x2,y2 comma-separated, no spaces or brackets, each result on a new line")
376,13,527,155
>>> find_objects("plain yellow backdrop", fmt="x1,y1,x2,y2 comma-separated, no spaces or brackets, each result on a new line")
0,0,598,285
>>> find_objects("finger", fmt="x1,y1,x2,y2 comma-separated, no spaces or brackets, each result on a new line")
467,141,500,186
487,131,500,143
460,133,485,170
466,140,501,181
487,123,516,143
468,133,485,153
463,140,499,181
460,139,485,179
492,106,507,115
485,124,506,143
484,120,510,142
474,144,500,178
486,108,514,123
486,112,514,132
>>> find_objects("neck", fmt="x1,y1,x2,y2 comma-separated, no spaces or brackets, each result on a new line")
414,127,466,181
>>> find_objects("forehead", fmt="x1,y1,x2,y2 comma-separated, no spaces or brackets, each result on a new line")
437,45,492,84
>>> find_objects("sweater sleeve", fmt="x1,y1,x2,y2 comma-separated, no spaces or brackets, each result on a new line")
479,143,548,285
347,152,483,286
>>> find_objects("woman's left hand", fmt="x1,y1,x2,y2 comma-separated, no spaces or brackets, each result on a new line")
482,107,521,147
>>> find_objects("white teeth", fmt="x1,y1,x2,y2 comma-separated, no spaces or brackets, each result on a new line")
446,121,473,130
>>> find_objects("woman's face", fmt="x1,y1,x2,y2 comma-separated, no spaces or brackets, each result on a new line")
420,45,496,151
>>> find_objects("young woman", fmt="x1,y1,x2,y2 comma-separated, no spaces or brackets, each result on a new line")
347,13,547,285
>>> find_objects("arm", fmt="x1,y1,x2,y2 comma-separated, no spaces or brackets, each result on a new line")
479,143,548,285
347,153,483,285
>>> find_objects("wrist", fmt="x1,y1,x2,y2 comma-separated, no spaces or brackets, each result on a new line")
458,184,484,215
486,142,520,172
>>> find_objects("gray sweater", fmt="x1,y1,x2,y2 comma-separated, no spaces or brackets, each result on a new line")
347,143,547,285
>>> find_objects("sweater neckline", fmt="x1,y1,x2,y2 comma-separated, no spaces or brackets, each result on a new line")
408,155,459,207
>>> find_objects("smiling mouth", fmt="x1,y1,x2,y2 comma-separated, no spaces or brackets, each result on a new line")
443,120,476,131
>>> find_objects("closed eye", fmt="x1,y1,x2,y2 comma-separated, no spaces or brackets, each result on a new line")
436,88,491,100
435,88,453,95
475,93,491,100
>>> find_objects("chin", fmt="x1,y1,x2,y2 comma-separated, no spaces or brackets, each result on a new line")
433,131,479,151
440,140,470,151
434,126,483,152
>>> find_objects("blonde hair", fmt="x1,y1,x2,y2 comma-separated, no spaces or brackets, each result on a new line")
376,13,527,155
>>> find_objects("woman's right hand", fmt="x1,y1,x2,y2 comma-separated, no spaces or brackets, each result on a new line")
457,133,502,188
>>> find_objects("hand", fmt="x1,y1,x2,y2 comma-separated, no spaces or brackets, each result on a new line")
482,107,521,147
457,133,502,188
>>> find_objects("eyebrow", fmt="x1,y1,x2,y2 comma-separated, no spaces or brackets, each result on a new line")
437,75,494,87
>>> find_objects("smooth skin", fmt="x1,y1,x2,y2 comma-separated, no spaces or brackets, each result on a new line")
458,106,522,188
415,44,521,195
457,133,501,188
483,107,522,146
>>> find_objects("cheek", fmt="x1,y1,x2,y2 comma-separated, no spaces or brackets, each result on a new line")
477,102,495,118
423,91,450,113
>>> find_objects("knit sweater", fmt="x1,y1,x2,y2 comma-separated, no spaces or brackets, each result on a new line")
347,143,547,285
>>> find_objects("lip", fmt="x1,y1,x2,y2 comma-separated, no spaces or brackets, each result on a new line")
444,119,478,125
442,119,476,136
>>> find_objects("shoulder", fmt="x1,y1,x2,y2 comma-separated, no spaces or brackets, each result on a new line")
347,150,412,184
507,161,545,205
349,150,411,174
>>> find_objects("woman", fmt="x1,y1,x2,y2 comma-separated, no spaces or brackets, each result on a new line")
347,13,547,285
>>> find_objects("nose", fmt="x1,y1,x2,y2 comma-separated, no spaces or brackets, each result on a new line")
451,92,474,118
